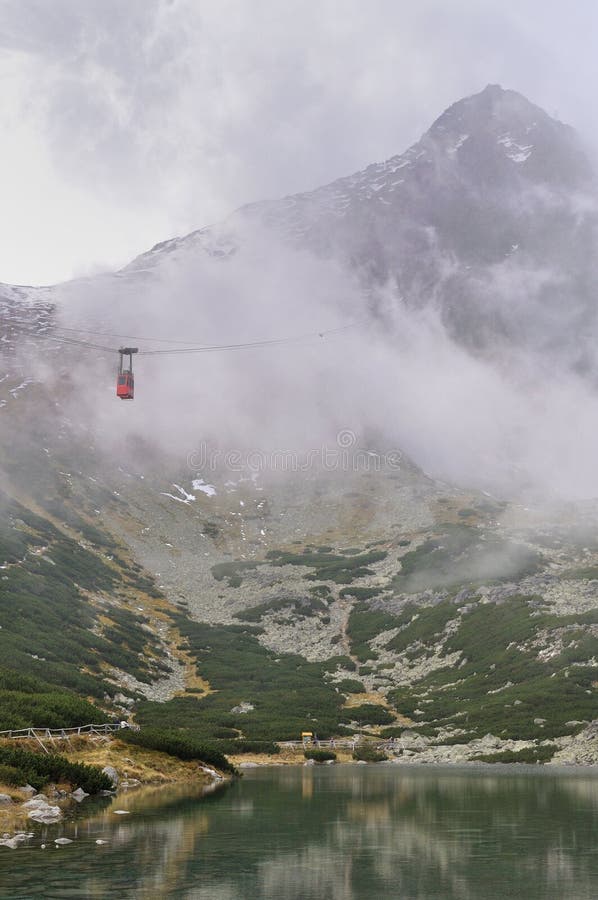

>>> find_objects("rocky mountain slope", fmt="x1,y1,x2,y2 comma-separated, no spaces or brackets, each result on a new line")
125,84,598,370
2,85,598,763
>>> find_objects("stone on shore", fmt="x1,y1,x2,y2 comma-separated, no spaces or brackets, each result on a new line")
23,795,63,823
102,766,120,788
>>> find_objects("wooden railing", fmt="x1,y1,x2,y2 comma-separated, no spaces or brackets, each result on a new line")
0,727,399,755
0,723,133,752
278,739,357,750
278,738,403,751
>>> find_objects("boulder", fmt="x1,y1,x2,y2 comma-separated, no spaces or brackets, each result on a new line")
22,796,50,810
23,795,62,823
230,702,254,714
399,732,428,750
28,806,62,824
0,838,20,850
478,734,501,750
70,788,89,802
0,795,12,806
114,692,135,708
102,766,120,788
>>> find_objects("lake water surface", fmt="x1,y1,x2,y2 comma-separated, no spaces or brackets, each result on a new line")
2,764,598,899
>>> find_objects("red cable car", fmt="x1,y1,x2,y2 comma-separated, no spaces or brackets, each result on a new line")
116,347,138,400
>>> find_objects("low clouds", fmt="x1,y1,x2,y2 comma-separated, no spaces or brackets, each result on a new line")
3,0,598,283
35,215,598,504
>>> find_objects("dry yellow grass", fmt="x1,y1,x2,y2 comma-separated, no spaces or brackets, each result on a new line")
61,737,218,784
0,735,224,791
0,785,30,834
0,737,230,837
169,625,212,696
342,690,392,709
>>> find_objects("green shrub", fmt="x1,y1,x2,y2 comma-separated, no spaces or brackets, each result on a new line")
336,679,366,694
0,493,168,702
387,598,598,741
0,667,108,731
386,600,457,654
265,548,387,585
136,621,350,742
0,764,24,786
391,525,539,593
304,749,336,762
346,603,398,662
353,744,387,762
212,727,239,739
343,704,394,726
473,745,557,764
0,746,112,793
119,727,236,773
211,561,260,586
216,740,280,755
433,732,479,746
234,596,327,623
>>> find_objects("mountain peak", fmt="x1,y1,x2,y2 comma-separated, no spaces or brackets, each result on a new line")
431,84,548,134
120,84,594,289
425,84,591,190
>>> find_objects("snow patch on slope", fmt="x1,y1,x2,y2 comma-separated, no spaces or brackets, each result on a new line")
498,133,533,163
192,478,217,497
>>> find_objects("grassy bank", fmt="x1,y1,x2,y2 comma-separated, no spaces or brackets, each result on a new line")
0,734,230,836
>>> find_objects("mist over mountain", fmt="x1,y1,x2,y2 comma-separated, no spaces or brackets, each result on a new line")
127,84,598,371
4,85,598,497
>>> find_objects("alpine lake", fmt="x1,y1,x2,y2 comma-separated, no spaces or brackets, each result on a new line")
2,764,598,899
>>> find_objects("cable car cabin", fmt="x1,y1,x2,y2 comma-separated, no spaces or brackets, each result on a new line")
116,346,138,400
116,372,134,399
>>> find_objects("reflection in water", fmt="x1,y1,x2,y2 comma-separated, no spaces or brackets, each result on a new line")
2,766,598,898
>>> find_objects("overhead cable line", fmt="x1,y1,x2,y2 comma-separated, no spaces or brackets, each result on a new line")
7,325,117,354
8,319,364,357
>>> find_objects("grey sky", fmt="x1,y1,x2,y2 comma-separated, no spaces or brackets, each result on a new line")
1,0,597,284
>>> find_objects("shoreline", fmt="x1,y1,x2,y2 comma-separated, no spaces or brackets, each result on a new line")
5,753,598,846
0,736,229,841
4,730,598,840
235,757,598,772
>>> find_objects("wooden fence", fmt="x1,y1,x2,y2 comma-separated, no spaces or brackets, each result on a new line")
278,739,358,751
0,723,131,753
0,726,401,756
278,738,402,751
